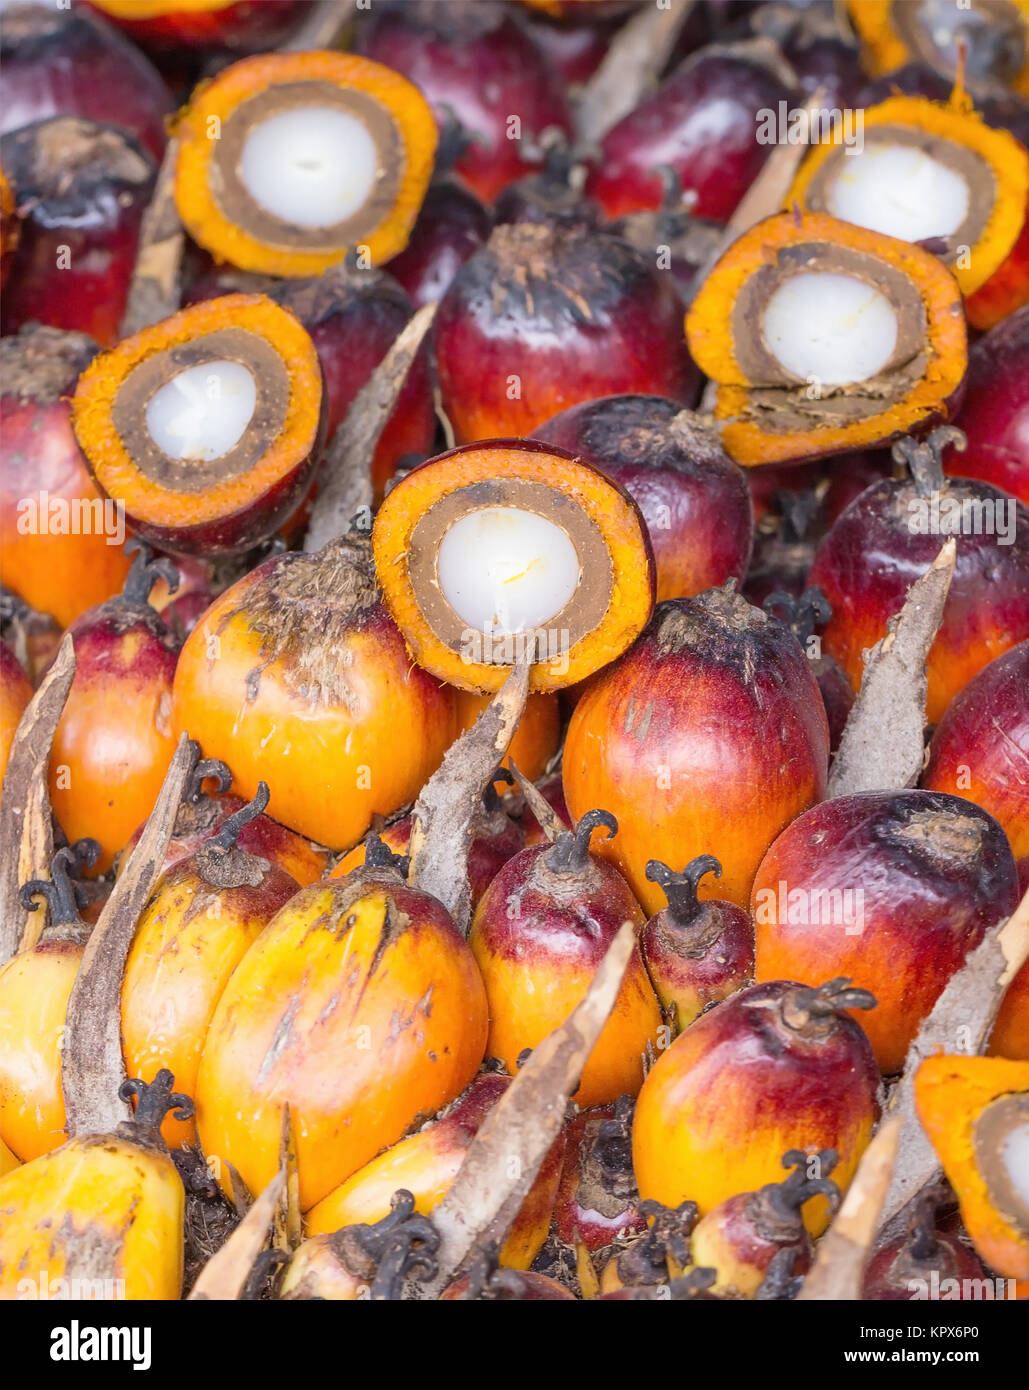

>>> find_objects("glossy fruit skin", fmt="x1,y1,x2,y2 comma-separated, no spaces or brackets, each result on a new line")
633,981,881,1236
752,791,1020,1074
387,179,493,310
171,544,457,852
305,1074,564,1270
552,1106,647,1252
0,934,82,1161
0,3,173,162
51,598,180,874
359,0,572,204
863,1227,989,1300
196,873,488,1211
121,852,299,1149
436,226,699,443
990,958,1029,1061
331,804,525,909
92,0,308,54
585,46,793,221
0,325,131,628
533,396,752,602
121,790,327,888
0,117,155,348
563,592,830,912
690,1190,814,1298
0,638,31,787
0,1129,185,1299
923,641,1029,867
809,476,1029,726
469,841,661,1108
642,893,754,1033
518,7,618,85
951,306,1029,505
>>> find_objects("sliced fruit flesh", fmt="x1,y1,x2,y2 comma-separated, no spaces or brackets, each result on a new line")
239,105,379,229
436,506,582,638
145,360,257,463
1002,1119,1029,1211
761,271,900,386
826,143,971,244
895,0,1026,83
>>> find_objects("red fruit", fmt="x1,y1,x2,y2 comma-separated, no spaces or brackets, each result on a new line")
585,42,795,221
306,1072,564,1272
50,542,182,873
359,0,572,204
185,266,436,503
690,1148,841,1298
752,790,1020,1074
532,397,752,602
553,1098,647,1253
1,117,155,348
563,586,830,912
633,979,882,1235
821,450,897,524
0,637,32,788
762,587,855,751
119,753,328,889
864,1189,991,1301
642,854,754,1032
435,225,699,443
0,2,173,162
518,7,620,86
0,324,131,628
387,179,492,310
331,776,526,909
923,640,1029,871
990,956,1029,1061
951,305,1029,505
809,428,1029,725
88,0,309,55
598,1198,700,1295
469,809,661,1108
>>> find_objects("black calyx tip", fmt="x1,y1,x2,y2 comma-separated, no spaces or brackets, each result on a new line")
645,853,721,925
120,1068,194,1131
546,807,617,874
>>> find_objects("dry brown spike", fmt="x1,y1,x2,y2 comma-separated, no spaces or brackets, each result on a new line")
0,632,75,965
304,301,438,553
403,920,636,1299
879,882,1029,1233
797,1116,902,1300
408,657,531,935
827,539,956,798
